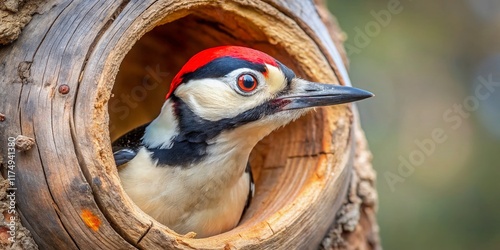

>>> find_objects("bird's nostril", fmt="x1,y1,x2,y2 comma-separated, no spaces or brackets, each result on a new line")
299,81,323,92
303,85,322,92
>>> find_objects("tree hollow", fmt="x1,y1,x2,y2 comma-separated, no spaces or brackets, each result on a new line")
0,0,368,249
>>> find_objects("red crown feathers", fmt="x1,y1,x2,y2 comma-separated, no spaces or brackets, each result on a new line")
166,46,278,99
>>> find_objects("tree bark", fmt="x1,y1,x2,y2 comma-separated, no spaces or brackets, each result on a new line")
0,0,380,249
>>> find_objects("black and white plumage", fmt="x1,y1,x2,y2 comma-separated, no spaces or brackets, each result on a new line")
112,122,255,226
112,46,372,238
113,123,148,166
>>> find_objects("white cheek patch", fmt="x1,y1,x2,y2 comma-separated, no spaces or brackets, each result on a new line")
143,101,179,149
174,65,288,122
175,79,271,121
265,64,287,95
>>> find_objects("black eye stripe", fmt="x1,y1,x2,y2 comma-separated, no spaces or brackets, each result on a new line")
181,57,267,84
276,61,295,84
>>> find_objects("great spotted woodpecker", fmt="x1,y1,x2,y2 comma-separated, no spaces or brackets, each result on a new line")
112,46,372,238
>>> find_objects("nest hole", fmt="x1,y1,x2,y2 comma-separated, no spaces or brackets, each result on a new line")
109,10,317,237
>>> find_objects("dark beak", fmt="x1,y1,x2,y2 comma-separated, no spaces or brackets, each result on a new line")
276,79,374,111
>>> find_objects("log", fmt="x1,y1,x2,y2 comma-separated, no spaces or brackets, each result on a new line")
0,0,380,249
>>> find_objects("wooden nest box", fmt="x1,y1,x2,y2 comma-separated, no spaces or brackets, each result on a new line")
0,0,379,249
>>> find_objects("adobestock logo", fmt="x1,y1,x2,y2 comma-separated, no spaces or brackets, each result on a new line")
384,75,500,192
345,0,409,56
109,65,170,134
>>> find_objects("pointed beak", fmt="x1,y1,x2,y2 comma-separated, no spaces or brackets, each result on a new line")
275,79,374,111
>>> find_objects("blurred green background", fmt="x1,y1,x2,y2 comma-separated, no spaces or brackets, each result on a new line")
327,0,500,249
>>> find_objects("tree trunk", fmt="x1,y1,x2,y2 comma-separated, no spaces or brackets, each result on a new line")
0,0,380,249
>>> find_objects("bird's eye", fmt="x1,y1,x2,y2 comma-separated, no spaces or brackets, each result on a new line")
237,74,258,93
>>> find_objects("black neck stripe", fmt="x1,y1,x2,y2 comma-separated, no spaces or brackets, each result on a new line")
147,95,285,167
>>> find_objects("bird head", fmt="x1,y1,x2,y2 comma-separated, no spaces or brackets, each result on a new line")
143,46,372,164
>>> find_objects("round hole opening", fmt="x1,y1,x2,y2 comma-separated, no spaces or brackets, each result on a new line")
109,10,318,237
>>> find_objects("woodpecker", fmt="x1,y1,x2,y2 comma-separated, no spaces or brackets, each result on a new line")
113,46,372,238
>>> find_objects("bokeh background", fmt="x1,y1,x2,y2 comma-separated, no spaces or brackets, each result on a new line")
327,0,500,249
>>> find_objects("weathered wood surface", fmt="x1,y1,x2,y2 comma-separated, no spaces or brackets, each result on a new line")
0,0,379,249
314,1,381,249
